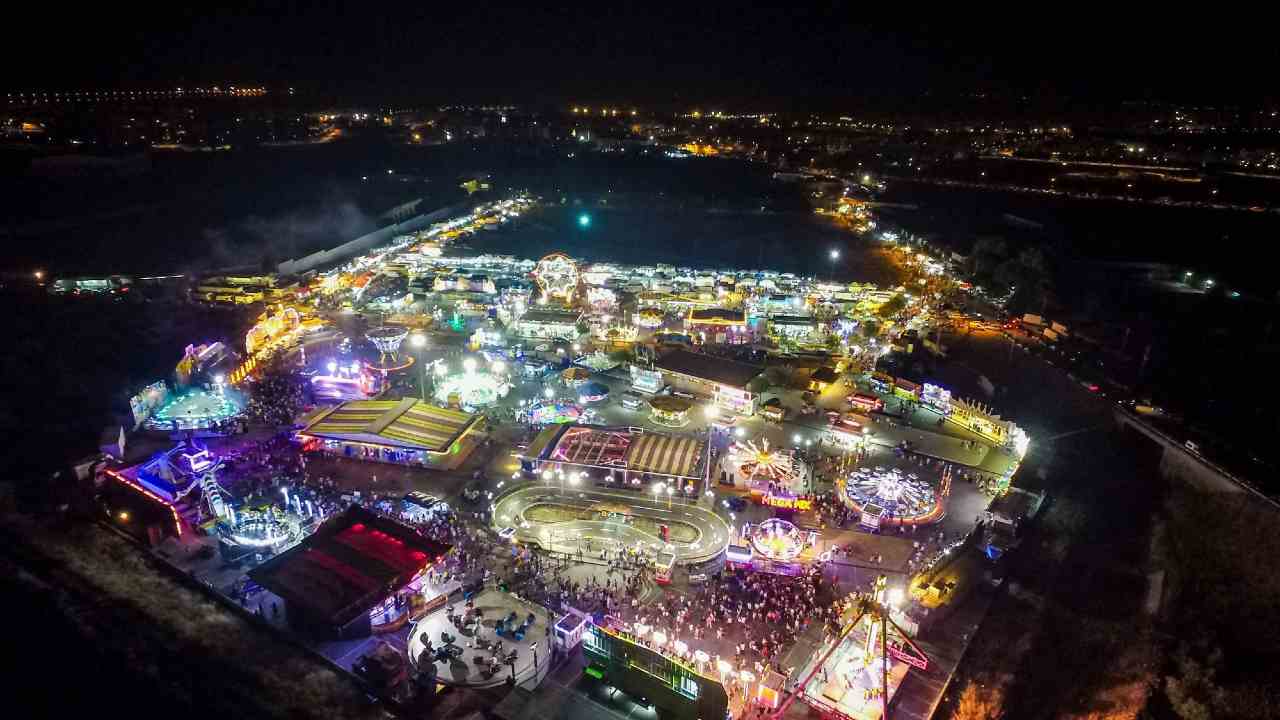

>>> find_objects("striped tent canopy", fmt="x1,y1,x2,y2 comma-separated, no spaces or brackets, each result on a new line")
299,398,480,453
625,432,704,479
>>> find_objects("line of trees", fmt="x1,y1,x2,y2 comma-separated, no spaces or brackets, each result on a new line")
968,236,1054,313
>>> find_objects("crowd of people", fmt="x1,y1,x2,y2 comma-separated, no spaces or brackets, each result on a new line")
217,432,306,499
245,371,308,426
619,565,832,684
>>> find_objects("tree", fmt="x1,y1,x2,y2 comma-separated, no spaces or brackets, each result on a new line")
969,236,1009,277
877,294,908,319
862,320,880,338
825,333,842,351
1165,650,1223,720
953,680,1004,720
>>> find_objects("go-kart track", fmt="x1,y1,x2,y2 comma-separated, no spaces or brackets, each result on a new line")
492,484,732,565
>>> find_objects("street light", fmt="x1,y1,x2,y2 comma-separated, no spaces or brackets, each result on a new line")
666,485,674,509
830,249,840,261
410,333,427,401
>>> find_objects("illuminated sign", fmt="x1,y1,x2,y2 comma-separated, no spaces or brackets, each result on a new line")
888,645,928,670
763,494,813,511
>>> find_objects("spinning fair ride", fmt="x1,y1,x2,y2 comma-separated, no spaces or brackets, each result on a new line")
532,252,580,304
221,505,300,554
722,438,809,493
840,466,944,526
365,326,415,374
750,518,806,562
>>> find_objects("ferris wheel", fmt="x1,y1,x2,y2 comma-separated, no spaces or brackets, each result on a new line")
532,252,579,303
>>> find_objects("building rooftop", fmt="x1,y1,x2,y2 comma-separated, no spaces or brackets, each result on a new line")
249,506,451,628
299,398,481,453
655,349,762,389
526,425,708,480
519,308,583,323
687,308,745,324
770,314,816,325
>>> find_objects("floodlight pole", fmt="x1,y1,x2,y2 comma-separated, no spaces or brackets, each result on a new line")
418,350,427,401
881,605,889,720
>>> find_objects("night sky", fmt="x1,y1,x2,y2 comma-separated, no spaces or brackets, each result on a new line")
8,8,1279,108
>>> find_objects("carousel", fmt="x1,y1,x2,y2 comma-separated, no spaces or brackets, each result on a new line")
648,395,693,428
635,307,665,329
720,438,810,495
840,466,944,527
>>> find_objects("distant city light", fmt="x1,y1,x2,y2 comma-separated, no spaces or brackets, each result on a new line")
578,213,591,228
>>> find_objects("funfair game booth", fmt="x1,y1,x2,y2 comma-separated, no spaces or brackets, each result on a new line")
248,506,452,639
582,615,729,720
296,398,485,471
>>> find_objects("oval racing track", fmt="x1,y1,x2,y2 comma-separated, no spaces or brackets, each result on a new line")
492,483,731,565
